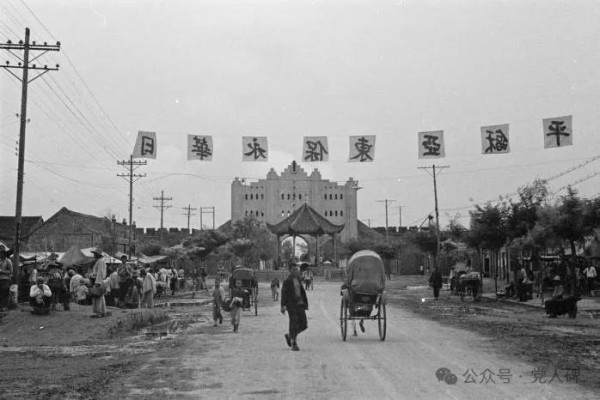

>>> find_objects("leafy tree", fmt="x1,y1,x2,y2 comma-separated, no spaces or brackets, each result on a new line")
226,217,278,267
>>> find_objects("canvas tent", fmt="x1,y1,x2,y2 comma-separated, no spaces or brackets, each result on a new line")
81,247,122,265
60,245,94,268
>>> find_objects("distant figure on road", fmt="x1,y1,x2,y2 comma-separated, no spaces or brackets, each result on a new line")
270,277,280,302
211,279,224,327
229,286,244,333
429,267,443,300
419,265,424,276
281,263,308,351
583,263,597,295
140,268,157,309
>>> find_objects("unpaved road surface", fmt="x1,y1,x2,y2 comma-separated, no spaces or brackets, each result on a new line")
103,281,597,399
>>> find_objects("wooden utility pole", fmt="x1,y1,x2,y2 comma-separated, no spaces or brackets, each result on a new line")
199,206,215,230
153,190,173,230
182,204,197,233
117,155,146,257
376,199,395,243
418,165,449,268
0,28,60,285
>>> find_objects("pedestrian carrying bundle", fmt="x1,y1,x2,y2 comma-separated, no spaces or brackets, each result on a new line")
88,285,106,298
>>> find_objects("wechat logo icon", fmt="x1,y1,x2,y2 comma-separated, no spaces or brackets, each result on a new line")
435,367,458,385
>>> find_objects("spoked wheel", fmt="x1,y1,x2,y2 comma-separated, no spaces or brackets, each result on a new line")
378,302,386,341
340,299,348,341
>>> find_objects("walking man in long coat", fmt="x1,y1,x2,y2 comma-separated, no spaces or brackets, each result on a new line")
281,263,308,351
90,248,107,317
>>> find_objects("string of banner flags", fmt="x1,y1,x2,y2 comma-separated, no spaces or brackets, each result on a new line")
131,115,573,162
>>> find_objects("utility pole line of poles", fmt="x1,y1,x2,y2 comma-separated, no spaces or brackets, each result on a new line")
199,206,215,230
376,199,396,243
117,155,146,257
153,190,173,230
182,204,197,233
418,164,449,268
0,28,60,285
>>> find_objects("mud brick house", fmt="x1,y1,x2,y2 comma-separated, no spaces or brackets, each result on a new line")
24,207,131,253
0,216,44,249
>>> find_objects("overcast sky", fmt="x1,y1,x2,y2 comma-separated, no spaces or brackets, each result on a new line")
2,0,600,231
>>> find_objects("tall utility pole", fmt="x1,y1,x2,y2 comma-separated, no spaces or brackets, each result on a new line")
199,206,215,230
398,205,404,229
376,199,396,243
0,28,60,285
117,155,146,257
182,204,197,233
153,190,173,230
418,165,449,267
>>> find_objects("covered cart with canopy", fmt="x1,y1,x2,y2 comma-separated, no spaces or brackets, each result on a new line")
340,250,387,341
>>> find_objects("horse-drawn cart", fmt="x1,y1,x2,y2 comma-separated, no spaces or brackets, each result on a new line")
457,272,481,302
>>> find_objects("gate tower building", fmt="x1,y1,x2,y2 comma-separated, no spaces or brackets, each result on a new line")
231,161,358,241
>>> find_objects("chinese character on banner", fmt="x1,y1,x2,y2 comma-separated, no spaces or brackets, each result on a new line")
242,137,268,161
543,115,573,148
418,131,445,159
349,135,376,162
132,131,157,159
303,136,329,162
187,135,213,161
481,124,510,154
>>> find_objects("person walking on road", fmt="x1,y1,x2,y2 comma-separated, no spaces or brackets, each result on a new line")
281,263,308,351
583,263,597,295
429,267,443,300
270,277,280,302
211,279,224,327
140,268,157,309
229,286,244,333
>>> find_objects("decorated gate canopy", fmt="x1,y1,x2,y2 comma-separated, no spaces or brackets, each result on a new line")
267,203,344,236
268,203,344,268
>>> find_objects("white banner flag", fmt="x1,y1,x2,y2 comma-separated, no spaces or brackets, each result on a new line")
418,131,445,159
348,135,376,162
303,136,329,162
242,137,268,161
543,115,573,148
132,131,157,159
187,135,213,161
480,124,510,154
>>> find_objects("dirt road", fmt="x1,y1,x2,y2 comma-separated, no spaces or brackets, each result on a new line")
105,282,597,399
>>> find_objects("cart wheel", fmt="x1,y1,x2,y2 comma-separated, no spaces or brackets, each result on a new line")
378,302,386,341
340,299,348,341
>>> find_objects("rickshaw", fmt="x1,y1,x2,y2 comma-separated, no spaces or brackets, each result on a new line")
228,267,258,315
340,250,387,341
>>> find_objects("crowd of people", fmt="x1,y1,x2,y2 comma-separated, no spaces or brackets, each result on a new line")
0,246,198,318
